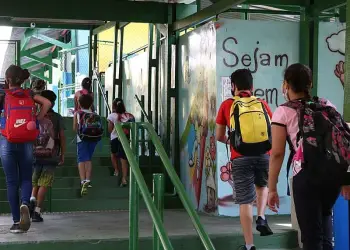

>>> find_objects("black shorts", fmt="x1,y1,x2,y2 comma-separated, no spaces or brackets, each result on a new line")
111,138,127,160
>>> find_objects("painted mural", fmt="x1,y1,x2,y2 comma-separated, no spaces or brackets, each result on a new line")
318,22,345,113
317,22,346,250
215,19,300,216
179,23,217,213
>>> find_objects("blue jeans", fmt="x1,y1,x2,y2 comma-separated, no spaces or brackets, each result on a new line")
0,137,33,222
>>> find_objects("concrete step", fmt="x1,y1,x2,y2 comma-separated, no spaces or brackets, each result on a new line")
0,212,298,250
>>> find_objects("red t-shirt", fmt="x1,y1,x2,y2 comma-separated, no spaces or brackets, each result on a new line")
216,96,273,160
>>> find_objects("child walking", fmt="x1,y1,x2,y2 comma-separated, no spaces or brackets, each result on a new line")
107,98,135,187
30,90,66,222
73,94,103,196
0,65,51,233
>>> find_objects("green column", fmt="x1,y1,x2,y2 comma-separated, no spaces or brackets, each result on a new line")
118,27,124,99
113,24,119,102
299,8,310,65
166,5,175,155
154,28,161,133
344,0,350,121
88,29,93,78
148,24,154,124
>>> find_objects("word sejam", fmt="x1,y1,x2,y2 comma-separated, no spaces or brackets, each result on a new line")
222,37,289,73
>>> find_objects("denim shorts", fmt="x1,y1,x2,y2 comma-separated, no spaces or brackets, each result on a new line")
77,141,98,163
231,155,269,204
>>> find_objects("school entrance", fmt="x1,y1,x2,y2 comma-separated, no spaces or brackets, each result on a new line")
0,0,348,249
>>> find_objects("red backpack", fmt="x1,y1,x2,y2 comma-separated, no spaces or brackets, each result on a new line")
1,89,39,143
118,112,135,137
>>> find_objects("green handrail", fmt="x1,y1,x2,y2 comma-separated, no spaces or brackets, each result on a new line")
114,122,215,250
139,122,215,250
115,123,174,250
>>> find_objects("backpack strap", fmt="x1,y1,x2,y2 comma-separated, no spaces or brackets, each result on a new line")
286,136,295,196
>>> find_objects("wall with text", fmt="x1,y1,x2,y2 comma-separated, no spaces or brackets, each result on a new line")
215,19,300,216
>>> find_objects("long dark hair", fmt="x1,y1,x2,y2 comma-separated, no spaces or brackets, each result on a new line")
284,63,312,99
112,98,126,114
81,77,92,93
5,65,30,87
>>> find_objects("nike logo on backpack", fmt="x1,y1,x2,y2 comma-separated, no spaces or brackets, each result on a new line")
14,119,26,128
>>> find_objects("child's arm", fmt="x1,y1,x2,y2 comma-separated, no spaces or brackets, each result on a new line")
108,120,114,133
59,128,66,165
73,112,78,131
34,95,51,120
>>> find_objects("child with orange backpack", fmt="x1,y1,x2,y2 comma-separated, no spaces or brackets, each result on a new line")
0,65,51,233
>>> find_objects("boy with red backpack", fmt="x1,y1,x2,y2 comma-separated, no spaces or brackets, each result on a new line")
30,90,66,223
73,94,103,196
0,65,51,233
107,98,135,187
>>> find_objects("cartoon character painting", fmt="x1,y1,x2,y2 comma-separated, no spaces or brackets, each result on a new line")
204,135,217,213
326,29,345,87
180,22,217,213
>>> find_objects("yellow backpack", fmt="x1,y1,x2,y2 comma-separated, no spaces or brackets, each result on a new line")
229,96,271,156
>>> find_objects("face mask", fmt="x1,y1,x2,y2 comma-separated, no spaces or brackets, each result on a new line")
282,84,289,101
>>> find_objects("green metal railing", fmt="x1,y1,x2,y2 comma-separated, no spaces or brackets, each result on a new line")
114,122,215,250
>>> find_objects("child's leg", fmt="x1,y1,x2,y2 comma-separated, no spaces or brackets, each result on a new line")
78,162,86,182
77,142,88,183
31,165,42,217
121,159,128,184
85,161,92,181
36,167,54,210
111,153,119,175
85,142,98,184
17,142,33,232
111,139,119,175
31,165,41,199
118,139,128,186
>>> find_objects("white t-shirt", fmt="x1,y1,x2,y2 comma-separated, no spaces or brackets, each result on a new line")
107,112,135,140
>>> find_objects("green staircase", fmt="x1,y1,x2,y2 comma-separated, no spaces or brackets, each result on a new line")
0,117,180,213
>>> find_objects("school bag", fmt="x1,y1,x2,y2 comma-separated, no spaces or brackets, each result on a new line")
34,112,60,165
118,112,135,138
1,89,39,143
283,97,350,189
229,95,271,156
77,111,103,142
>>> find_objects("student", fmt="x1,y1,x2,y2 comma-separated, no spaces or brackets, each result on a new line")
0,65,51,233
216,69,273,250
30,90,66,222
74,77,95,112
107,98,135,187
268,63,350,250
73,94,102,196
31,79,46,95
